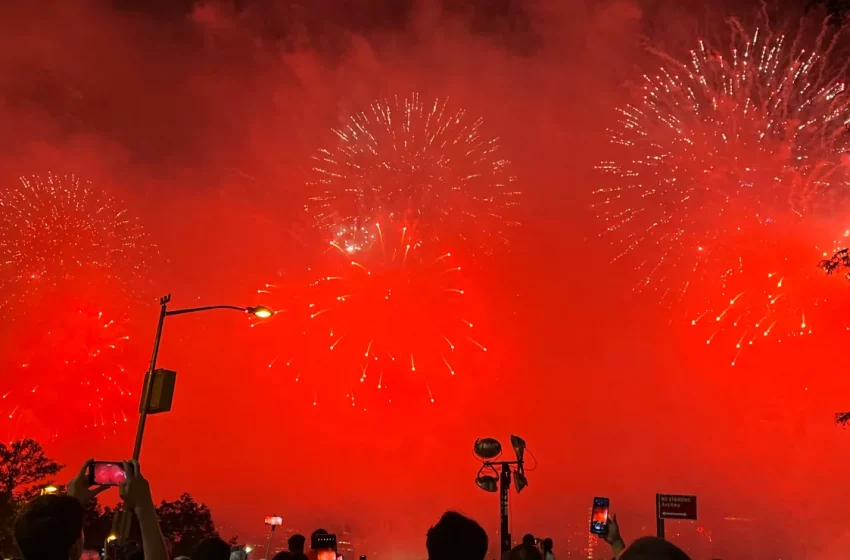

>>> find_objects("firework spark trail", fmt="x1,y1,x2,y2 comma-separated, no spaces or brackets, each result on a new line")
0,173,152,441
254,222,487,407
593,17,850,364
0,173,150,316
0,298,135,442
305,93,521,258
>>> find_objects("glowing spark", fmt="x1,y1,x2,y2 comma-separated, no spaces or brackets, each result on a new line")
443,357,455,375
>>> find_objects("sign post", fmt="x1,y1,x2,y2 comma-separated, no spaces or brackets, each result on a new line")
656,497,665,539
656,494,697,539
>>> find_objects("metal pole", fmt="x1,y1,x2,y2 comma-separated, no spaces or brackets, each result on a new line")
499,463,512,557
117,295,171,540
264,525,276,559
132,294,170,460
656,494,665,539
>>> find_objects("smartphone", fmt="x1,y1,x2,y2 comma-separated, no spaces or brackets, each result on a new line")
590,497,610,535
88,461,127,486
313,534,336,560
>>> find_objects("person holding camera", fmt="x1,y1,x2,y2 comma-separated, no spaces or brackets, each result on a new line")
14,459,168,560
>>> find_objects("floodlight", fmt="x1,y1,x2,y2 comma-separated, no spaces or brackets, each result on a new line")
474,437,502,459
510,434,526,461
475,475,498,492
514,471,528,493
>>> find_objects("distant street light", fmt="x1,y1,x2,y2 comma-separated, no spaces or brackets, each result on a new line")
248,306,273,318
40,485,58,495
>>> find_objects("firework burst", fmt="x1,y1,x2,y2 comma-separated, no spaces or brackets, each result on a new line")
0,173,152,441
0,173,150,314
306,93,521,257
254,222,488,408
594,18,850,364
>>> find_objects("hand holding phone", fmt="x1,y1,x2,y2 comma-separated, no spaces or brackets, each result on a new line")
590,497,610,535
67,459,111,503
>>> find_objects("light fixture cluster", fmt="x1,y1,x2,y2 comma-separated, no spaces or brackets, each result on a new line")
473,434,528,494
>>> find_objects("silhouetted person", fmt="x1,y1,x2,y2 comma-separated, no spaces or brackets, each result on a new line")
542,538,554,560
602,515,691,560
271,552,290,560
310,529,328,549
15,494,85,560
16,459,165,560
426,511,488,560
517,535,541,560
192,538,232,560
230,547,248,560
289,534,307,554
308,529,330,560
620,538,690,560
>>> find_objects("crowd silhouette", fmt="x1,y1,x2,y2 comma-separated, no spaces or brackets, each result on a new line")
9,458,693,560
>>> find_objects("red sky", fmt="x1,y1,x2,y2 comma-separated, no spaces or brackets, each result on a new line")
2,1,850,559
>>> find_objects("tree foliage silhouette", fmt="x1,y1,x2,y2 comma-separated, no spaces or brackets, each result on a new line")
156,493,220,556
0,440,63,555
819,248,850,426
819,248,850,280
0,439,63,496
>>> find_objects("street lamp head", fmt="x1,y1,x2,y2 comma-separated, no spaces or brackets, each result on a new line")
474,437,502,460
475,475,498,492
107,535,118,543
247,305,273,318
41,485,58,495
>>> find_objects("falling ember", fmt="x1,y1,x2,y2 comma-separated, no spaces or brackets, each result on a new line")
0,300,137,442
305,93,521,258
594,16,850,366
0,174,152,441
252,222,488,406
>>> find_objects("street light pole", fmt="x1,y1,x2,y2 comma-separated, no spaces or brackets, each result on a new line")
499,462,512,556
133,294,170,461
473,436,529,558
116,295,273,539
